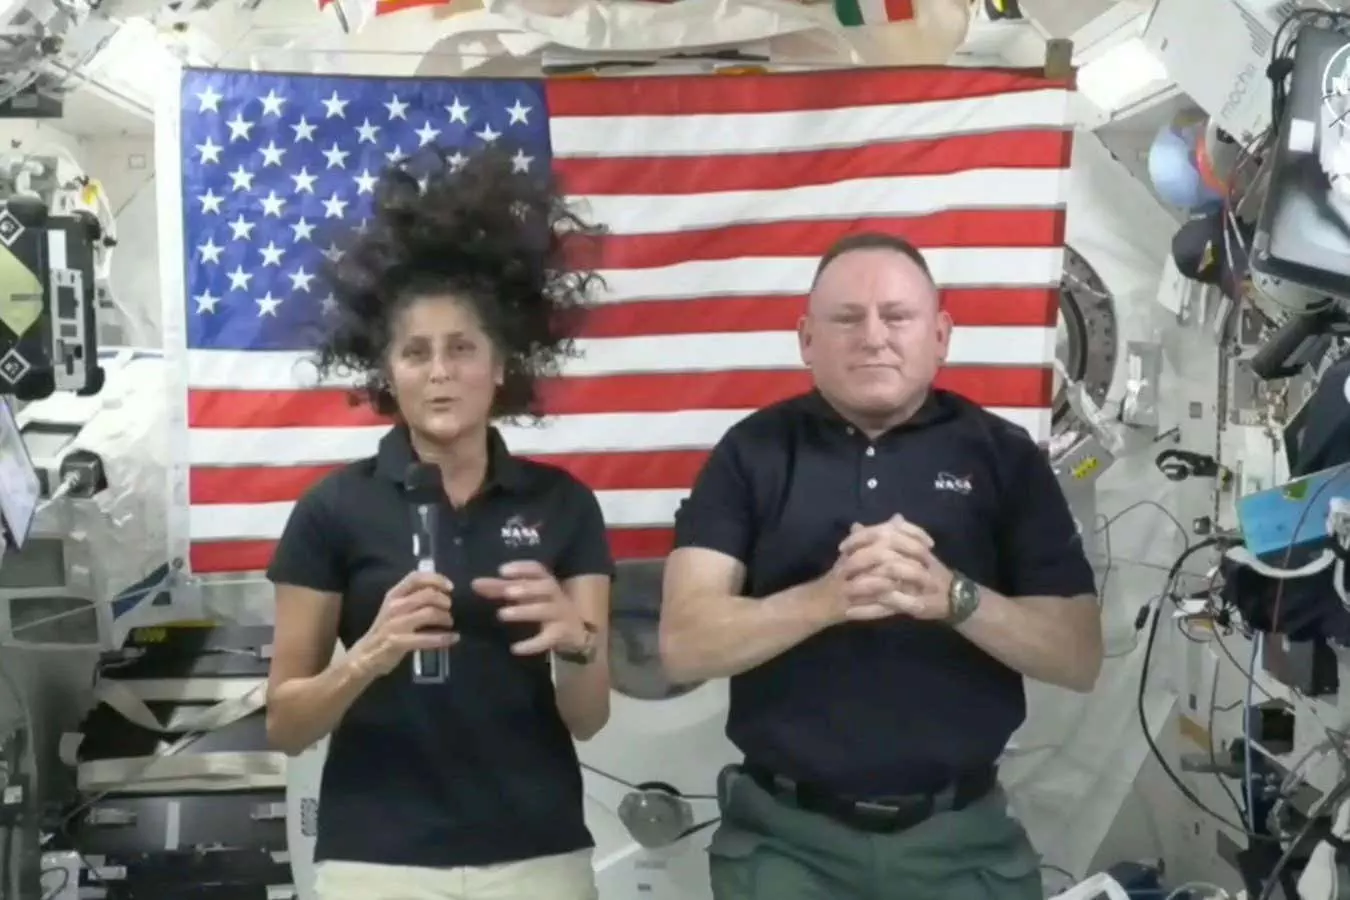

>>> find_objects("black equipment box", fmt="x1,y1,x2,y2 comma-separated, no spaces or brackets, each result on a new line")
0,199,105,400
77,847,293,900
75,789,288,857
67,625,288,888
101,624,274,679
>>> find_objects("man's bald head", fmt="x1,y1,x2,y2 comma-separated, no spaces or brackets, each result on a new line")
799,231,951,431
809,232,937,309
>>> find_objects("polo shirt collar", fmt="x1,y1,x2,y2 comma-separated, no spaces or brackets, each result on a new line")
374,425,528,492
802,388,957,433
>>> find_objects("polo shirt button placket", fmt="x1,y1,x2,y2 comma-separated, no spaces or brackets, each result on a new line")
859,434,882,515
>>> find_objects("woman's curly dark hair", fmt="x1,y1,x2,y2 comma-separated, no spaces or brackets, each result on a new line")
315,147,603,420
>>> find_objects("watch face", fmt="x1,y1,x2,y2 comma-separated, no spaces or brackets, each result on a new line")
951,575,979,619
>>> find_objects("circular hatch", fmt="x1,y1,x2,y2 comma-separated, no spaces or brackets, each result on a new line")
608,559,700,701
1054,246,1119,427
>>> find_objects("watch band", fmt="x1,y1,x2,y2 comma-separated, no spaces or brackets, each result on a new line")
554,620,599,665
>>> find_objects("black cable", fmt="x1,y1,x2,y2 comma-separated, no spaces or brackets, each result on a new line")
1176,618,1211,643
1209,627,1276,705
0,722,25,900
1040,862,1078,885
1258,771,1350,900
1,819,12,900
1137,536,1282,842
39,865,69,900
1241,463,1350,891
1207,651,1249,825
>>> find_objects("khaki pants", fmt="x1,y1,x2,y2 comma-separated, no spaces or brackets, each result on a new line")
314,849,598,900
709,766,1043,900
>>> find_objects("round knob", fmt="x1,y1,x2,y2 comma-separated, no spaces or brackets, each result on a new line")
617,789,693,849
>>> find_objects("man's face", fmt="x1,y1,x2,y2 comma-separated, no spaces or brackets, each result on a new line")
799,248,951,424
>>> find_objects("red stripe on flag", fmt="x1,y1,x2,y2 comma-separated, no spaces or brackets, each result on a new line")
188,366,1050,430
191,528,672,574
580,288,1059,337
555,131,1070,196
596,211,1065,271
545,69,1070,118
190,450,715,505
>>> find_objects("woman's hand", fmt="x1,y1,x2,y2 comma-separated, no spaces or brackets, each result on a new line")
472,561,587,656
350,571,458,677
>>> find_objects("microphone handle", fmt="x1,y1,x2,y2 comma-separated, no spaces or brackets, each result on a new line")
409,505,450,685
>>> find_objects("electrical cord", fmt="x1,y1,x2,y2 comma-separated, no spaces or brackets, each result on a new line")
1137,536,1285,843
0,649,35,900
1040,862,1078,892
1208,610,1346,775
39,864,68,900
1002,501,1212,824
1243,460,1350,894
1258,770,1350,900
1145,459,1350,860
1269,737,1342,843
1267,462,1350,634
1207,652,1249,826
1095,499,1193,659
0,566,187,891
1,802,11,900
1244,632,1260,831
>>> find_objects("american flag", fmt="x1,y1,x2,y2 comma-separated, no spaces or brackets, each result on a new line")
173,67,1074,576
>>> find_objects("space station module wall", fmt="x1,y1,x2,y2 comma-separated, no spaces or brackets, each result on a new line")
2,349,176,649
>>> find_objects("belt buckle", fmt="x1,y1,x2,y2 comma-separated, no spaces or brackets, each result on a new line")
852,796,932,831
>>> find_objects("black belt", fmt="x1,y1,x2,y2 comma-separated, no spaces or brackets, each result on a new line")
741,763,997,834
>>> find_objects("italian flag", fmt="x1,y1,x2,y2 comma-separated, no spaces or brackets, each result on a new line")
833,0,915,26
317,0,445,18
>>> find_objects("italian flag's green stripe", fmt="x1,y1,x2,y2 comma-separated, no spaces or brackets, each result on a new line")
834,0,915,26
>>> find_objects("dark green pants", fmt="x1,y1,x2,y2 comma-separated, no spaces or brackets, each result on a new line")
707,766,1043,900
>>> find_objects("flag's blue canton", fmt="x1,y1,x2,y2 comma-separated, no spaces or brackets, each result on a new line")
180,69,552,353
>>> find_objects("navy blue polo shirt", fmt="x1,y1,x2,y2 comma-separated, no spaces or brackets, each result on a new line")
672,390,1097,797
267,426,613,868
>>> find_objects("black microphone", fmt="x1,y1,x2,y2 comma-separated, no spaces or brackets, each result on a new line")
404,462,449,685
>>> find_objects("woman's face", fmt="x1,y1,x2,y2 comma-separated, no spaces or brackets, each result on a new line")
386,294,503,444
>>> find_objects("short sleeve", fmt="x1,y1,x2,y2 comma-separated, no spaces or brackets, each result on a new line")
553,481,615,581
672,435,756,563
996,436,1098,599
266,486,346,593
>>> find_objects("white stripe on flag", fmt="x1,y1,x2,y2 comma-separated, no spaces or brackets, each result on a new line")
185,327,1057,390
192,488,690,541
188,406,1052,468
593,249,1062,303
549,89,1071,157
577,169,1065,236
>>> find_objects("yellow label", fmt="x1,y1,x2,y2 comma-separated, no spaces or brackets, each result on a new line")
130,620,217,643
1178,713,1210,750
1071,456,1100,480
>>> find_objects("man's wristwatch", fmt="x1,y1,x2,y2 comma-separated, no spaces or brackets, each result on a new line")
946,572,982,627
555,620,600,665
